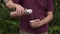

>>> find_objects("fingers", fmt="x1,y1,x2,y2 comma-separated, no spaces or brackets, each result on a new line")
30,20,36,28
10,10,25,17
30,19,40,28
17,10,21,16
10,11,17,17
30,19,40,23
10,5,25,17
30,22,38,28
16,7,25,16
21,10,25,15
17,10,25,16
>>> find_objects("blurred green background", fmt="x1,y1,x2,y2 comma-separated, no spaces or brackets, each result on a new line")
0,0,60,34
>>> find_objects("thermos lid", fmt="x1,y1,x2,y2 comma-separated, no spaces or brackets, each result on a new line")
25,9,33,14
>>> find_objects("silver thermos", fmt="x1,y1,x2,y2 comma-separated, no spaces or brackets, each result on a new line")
10,9,33,17
24,9,33,15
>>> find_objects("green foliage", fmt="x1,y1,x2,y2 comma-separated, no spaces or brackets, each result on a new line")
0,0,19,34
49,0,60,34
0,0,60,34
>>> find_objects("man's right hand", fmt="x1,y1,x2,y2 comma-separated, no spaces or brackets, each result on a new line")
6,0,25,17
15,4,25,16
10,4,25,17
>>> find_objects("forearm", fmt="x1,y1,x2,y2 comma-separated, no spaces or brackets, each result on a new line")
6,0,19,8
40,11,53,24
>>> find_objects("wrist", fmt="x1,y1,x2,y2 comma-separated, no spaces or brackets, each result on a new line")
13,4,18,8
38,20,45,27
15,4,21,8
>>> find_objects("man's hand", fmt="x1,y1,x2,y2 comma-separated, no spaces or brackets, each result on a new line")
30,11,53,28
10,5,25,17
30,19,43,28
6,0,25,17
10,11,17,17
15,5,25,16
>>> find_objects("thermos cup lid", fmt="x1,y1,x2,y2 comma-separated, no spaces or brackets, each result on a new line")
25,9,33,14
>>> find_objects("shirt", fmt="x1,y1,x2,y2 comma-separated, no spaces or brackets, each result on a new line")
13,0,54,33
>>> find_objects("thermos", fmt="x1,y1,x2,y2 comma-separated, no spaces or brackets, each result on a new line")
10,9,33,17
24,9,32,15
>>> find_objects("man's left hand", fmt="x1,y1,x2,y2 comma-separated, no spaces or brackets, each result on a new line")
30,19,43,28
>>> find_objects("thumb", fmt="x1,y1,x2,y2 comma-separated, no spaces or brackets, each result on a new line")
34,19,40,22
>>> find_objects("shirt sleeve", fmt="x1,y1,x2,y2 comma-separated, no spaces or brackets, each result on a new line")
12,0,20,4
46,0,54,11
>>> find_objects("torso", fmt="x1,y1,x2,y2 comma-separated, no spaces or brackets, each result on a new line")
13,0,48,33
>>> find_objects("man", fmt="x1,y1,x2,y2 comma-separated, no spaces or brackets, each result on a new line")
6,0,54,34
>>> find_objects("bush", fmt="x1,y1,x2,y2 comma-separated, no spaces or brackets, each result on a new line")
0,0,19,34
49,0,60,34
